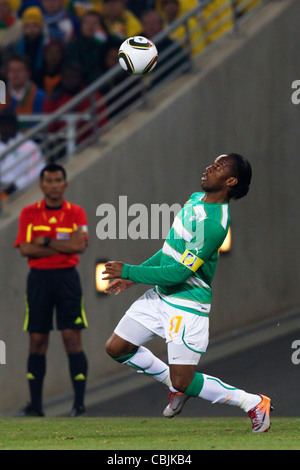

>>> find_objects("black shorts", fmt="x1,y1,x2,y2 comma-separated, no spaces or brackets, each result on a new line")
24,267,88,333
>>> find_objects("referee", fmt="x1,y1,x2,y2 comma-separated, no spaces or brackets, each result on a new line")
14,163,89,417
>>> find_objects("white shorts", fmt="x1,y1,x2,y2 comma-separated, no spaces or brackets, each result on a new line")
114,288,209,365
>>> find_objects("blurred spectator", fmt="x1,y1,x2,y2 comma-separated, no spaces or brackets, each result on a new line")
101,0,142,41
155,0,205,56
126,0,155,18
0,108,45,199
0,0,23,54
140,10,189,85
67,0,156,20
201,0,234,44
140,9,165,40
100,36,122,73
67,0,103,18
14,7,47,85
156,0,198,17
66,9,108,84
36,40,65,95
41,0,79,43
43,62,108,157
18,0,41,15
3,54,47,128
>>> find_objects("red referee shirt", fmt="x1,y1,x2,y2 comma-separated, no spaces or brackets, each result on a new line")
14,199,88,269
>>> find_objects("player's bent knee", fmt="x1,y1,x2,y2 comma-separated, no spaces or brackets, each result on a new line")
105,337,117,357
105,336,114,355
105,334,138,360
105,335,126,358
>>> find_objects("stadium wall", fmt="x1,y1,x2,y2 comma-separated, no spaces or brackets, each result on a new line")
0,0,299,412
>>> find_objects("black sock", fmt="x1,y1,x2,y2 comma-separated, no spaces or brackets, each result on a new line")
27,354,46,412
68,351,88,408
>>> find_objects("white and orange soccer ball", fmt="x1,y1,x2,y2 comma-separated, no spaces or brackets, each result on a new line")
118,36,158,76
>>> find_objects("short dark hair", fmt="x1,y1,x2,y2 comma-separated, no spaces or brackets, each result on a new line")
82,9,104,23
227,153,252,200
5,53,31,72
40,163,67,181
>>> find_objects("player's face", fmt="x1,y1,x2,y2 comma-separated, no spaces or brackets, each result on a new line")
201,155,236,193
40,170,68,203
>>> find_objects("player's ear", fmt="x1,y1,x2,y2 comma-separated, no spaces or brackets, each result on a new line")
226,176,238,188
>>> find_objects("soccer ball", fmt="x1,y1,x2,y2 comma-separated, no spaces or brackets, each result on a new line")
118,36,158,76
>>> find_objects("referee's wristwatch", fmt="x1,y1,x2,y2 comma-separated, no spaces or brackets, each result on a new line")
43,236,52,247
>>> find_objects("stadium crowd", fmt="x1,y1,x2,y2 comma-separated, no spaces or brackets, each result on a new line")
0,0,258,117
0,0,259,198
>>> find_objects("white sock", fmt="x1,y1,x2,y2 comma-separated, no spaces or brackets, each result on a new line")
199,374,261,412
124,346,172,387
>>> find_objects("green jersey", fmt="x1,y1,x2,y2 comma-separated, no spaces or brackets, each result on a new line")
121,192,230,316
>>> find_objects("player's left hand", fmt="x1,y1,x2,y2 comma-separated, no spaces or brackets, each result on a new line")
104,279,135,295
102,261,124,280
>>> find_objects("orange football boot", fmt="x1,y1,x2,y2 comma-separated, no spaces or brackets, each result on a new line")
248,394,274,433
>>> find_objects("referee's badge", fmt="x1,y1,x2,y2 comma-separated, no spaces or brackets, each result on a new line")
57,232,70,240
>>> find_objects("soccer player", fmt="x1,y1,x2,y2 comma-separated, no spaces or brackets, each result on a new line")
103,153,273,433
14,163,89,417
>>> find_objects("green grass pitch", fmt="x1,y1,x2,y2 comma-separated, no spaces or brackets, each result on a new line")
0,417,299,450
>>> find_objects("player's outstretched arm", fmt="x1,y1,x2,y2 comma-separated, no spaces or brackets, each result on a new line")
103,260,193,286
